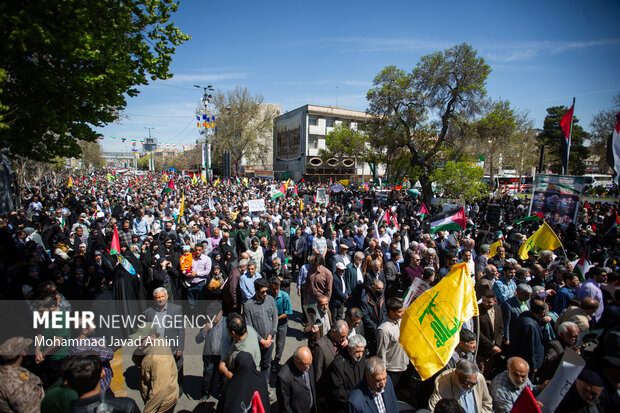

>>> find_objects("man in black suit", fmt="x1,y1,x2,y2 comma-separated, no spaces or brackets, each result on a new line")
143,287,185,391
330,262,348,320
276,345,318,413
329,334,368,413
474,288,504,378
347,356,399,413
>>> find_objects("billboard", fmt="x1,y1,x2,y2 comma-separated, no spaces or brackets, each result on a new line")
529,174,585,227
276,115,301,160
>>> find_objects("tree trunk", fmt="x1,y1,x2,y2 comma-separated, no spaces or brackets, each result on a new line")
418,174,433,205
489,155,495,190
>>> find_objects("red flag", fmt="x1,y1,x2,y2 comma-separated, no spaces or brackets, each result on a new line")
560,103,574,174
535,212,544,219
509,386,541,413
250,390,266,413
560,105,574,141
109,226,121,256
583,201,590,212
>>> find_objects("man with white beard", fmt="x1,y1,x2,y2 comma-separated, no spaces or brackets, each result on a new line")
490,357,548,413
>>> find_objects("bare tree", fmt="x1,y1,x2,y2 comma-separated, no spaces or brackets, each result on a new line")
211,87,277,174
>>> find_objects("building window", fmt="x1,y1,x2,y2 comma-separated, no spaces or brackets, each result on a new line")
308,115,318,126
326,117,334,127
308,135,319,149
337,118,349,128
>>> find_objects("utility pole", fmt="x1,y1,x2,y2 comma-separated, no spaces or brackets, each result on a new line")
145,127,155,171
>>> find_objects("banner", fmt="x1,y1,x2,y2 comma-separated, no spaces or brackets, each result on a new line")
316,188,329,205
248,199,266,212
529,174,585,227
536,348,585,413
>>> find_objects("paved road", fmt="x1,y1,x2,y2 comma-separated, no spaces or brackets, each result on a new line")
114,286,305,412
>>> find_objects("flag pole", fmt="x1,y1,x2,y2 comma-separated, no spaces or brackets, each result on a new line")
566,97,575,175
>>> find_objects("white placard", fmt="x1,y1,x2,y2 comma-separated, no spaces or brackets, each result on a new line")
537,347,585,413
403,278,431,308
248,199,266,212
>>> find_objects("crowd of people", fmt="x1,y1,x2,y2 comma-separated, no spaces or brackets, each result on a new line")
0,170,619,413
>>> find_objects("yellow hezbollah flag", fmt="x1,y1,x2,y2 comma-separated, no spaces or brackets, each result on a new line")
214,177,220,187
67,176,73,188
201,174,207,184
399,263,478,380
177,193,184,224
338,179,349,186
488,239,502,258
517,221,562,260
299,198,304,211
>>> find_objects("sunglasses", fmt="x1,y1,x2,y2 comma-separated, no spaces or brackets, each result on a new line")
459,376,477,388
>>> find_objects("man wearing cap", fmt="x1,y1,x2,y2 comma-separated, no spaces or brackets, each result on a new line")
557,369,609,412
331,262,348,320
331,244,350,275
0,337,44,413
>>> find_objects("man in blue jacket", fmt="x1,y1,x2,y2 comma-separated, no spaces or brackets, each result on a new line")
347,356,398,413
509,299,547,374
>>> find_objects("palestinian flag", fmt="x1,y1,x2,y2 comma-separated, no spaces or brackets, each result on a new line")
161,179,175,194
570,252,591,282
514,212,544,225
419,203,430,220
293,184,299,197
608,111,620,186
270,184,286,200
560,101,575,175
109,226,121,255
430,207,467,234
128,181,132,192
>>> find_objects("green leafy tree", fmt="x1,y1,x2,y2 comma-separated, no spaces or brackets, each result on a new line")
589,94,620,172
319,124,367,160
366,43,491,203
0,0,190,162
537,106,589,175
467,100,518,187
212,87,277,174
431,161,486,202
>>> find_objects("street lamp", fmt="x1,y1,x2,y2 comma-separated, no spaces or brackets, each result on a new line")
195,85,215,180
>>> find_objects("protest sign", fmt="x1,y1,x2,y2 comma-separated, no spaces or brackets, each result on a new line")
536,348,585,413
402,278,431,308
248,199,266,212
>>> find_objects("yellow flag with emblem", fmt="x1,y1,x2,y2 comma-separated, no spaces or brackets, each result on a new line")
517,221,562,260
488,239,502,258
399,263,478,380
338,179,349,186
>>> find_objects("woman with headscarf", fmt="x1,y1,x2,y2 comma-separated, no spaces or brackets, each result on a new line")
216,351,270,413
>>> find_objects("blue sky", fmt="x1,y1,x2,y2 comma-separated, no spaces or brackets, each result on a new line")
97,0,620,152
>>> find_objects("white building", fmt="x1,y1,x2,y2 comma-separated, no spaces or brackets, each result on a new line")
273,104,381,182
